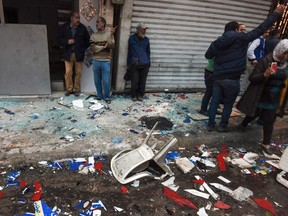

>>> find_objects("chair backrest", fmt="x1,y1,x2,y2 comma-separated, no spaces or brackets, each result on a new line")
279,147,288,172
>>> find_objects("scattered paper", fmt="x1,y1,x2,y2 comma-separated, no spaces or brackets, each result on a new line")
175,157,195,173
218,176,231,183
197,207,208,216
161,176,179,192
184,189,210,199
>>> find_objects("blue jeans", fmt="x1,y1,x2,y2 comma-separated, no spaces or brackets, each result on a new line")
92,60,111,100
208,79,240,128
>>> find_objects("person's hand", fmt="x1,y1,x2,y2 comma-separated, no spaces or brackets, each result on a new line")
274,4,286,15
110,26,117,35
103,42,108,49
264,67,273,77
68,39,75,45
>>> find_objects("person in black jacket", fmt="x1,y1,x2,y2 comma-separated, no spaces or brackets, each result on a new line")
205,5,285,133
58,11,90,96
237,39,288,155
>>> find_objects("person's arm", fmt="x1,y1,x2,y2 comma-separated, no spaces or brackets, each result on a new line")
84,26,90,49
90,34,105,54
205,42,216,59
106,27,116,49
247,38,260,62
249,56,271,82
147,38,151,65
244,5,284,43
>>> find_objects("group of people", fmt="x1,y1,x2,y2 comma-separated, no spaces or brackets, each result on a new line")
58,12,151,103
200,4,288,155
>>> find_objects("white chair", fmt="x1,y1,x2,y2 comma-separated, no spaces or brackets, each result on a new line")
110,122,178,184
276,147,288,188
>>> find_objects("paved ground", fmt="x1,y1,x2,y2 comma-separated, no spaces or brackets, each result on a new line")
0,92,288,215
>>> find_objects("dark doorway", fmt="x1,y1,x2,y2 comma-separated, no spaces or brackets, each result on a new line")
2,0,78,82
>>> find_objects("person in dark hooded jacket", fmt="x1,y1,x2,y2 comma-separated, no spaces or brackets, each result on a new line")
205,5,285,133
237,39,288,155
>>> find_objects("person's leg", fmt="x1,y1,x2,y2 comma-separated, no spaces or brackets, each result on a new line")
101,61,111,101
219,79,240,129
200,70,213,113
92,60,103,99
261,109,277,155
137,66,149,99
73,61,83,93
208,80,222,129
64,58,74,93
131,66,139,99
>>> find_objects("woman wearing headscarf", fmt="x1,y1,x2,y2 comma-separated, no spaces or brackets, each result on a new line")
237,39,288,155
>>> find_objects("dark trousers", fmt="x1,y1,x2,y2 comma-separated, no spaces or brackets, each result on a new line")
200,69,213,112
241,108,276,145
131,65,149,98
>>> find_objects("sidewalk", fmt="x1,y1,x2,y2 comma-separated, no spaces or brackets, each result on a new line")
0,91,287,165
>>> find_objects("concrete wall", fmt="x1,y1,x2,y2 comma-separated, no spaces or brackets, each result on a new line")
0,24,51,95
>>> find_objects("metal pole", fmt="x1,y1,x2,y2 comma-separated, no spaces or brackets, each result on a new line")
0,0,5,23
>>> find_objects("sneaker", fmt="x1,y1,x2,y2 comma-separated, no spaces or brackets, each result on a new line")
65,91,72,96
137,96,143,101
132,97,137,101
261,144,273,156
74,91,80,97
217,126,231,133
207,125,216,132
199,110,209,116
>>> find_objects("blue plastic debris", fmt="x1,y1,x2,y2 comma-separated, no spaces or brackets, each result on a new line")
7,170,20,181
122,112,129,116
129,129,139,134
30,114,39,119
112,138,122,143
5,181,20,188
74,201,86,210
183,117,191,123
23,213,35,216
159,130,169,135
77,132,86,139
34,200,59,216
69,161,83,171
91,200,107,211
164,151,181,164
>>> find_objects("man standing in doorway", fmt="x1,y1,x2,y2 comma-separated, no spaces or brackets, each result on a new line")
58,11,90,96
127,23,151,101
90,17,116,104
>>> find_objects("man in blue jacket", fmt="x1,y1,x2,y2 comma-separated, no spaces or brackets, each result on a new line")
127,23,151,101
58,11,90,96
205,4,285,132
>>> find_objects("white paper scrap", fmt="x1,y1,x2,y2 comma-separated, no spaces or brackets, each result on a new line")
72,99,84,110
217,176,231,184
114,206,124,212
197,207,209,216
184,189,210,199
161,176,179,192
210,183,233,194
175,157,195,173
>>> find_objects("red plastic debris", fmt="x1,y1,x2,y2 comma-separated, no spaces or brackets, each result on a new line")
0,191,4,199
214,200,231,209
163,186,197,210
31,181,42,201
178,93,185,99
253,198,277,215
217,151,229,171
19,180,27,188
120,186,128,194
192,179,204,185
94,162,104,174
145,109,153,112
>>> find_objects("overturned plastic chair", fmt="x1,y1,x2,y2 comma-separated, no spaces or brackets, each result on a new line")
111,122,178,184
276,147,288,188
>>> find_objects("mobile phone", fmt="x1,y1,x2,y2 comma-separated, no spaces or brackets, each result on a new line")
271,62,277,74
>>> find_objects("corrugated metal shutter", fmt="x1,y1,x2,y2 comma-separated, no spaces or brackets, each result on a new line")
127,0,271,91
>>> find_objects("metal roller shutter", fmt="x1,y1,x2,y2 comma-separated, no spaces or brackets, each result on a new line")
128,0,271,91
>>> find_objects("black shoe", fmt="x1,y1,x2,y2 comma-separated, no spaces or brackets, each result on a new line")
207,125,216,132
261,145,273,156
199,110,209,116
132,97,137,101
105,100,111,104
217,126,230,133
137,96,143,101
74,91,80,97
65,91,72,96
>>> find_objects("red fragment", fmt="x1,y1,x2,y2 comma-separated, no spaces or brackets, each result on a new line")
192,179,204,185
31,181,42,201
214,200,231,209
120,186,128,194
217,151,229,171
0,191,4,199
145,109,153,112
253,198,277,215
19,180,27,188
163,186,197,210
178,93,185,99
94,162,104,174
